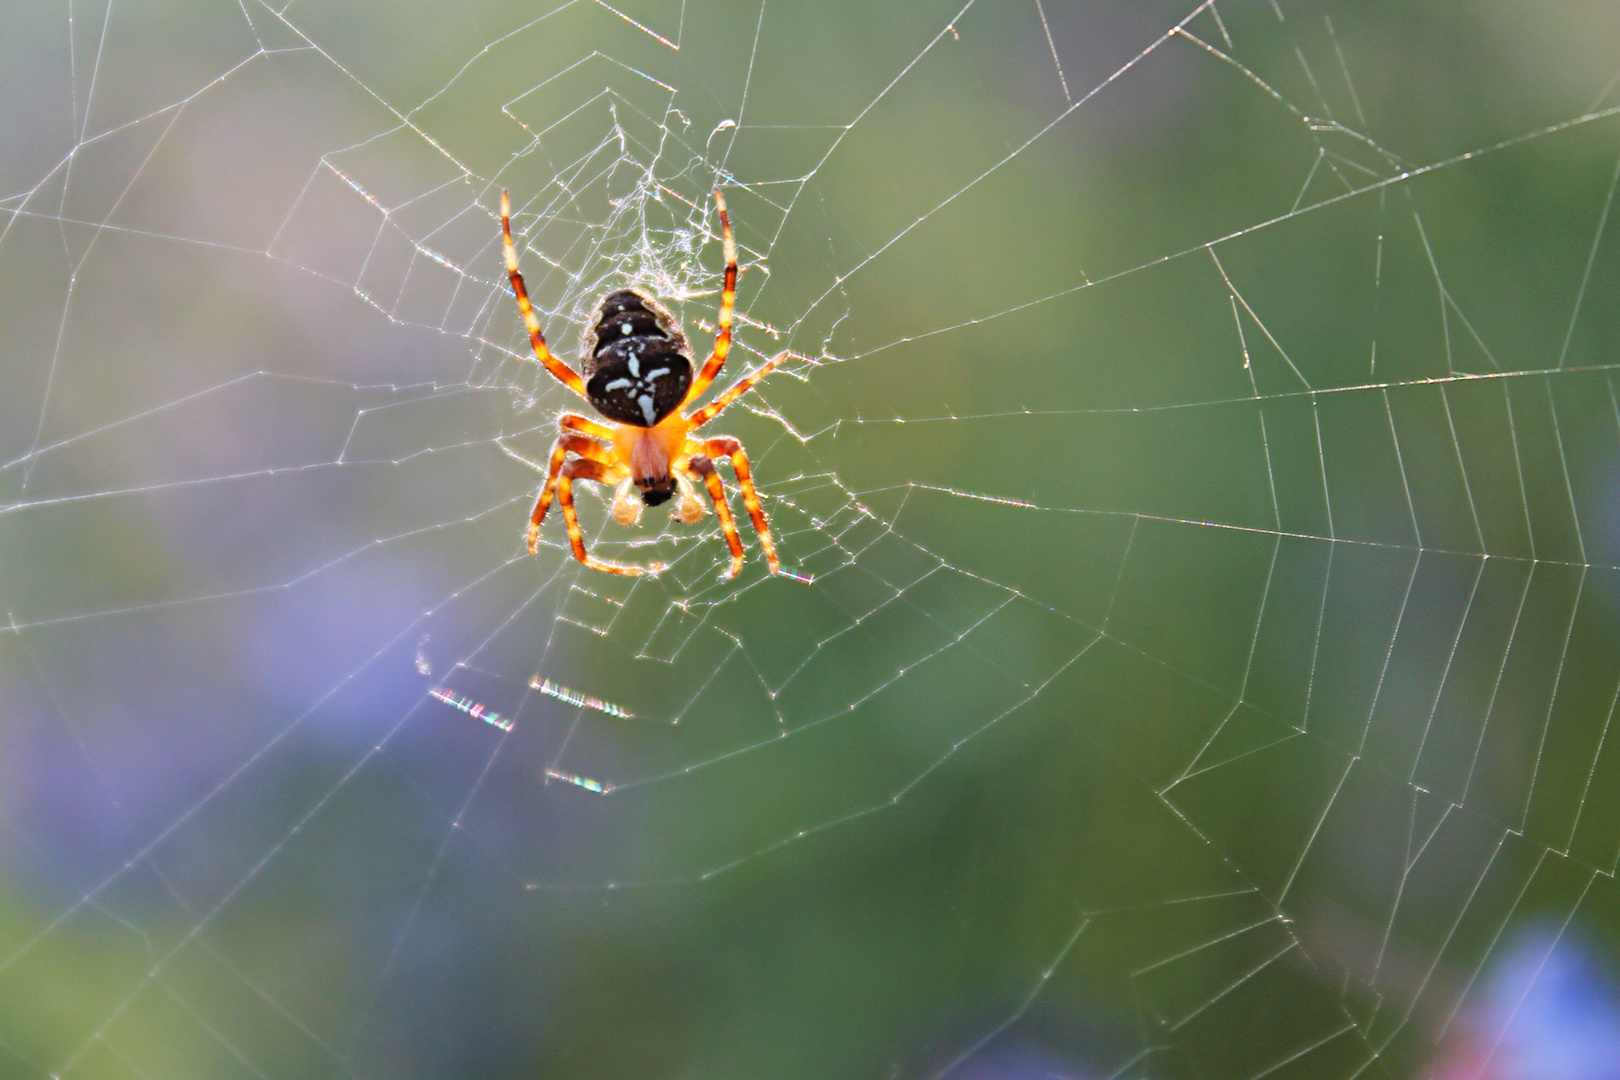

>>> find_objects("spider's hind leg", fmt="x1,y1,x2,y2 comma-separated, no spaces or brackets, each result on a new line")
501,190,587,398
684,189,739,406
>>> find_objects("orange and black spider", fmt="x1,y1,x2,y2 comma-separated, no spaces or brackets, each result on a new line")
498,188,789,578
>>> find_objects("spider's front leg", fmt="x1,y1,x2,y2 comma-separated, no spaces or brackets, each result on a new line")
501,434,613,555
556,413,643,524
556,459,658,577
685,456,746,578
698,436,779,574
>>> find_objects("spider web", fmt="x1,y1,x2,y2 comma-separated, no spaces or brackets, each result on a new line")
3,0,1620,1076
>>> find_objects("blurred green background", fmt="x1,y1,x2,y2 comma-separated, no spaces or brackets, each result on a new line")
3,1,1620,1077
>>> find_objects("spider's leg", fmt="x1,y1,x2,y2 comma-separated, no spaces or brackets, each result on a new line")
557,459,656,576
688,350,797,429
684,190,739,407
559,412,616,439
686,456,745,578
501,190,586,398
700,436,779,574
504,435,611,555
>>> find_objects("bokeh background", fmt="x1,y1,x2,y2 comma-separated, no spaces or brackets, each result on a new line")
3,1,1620,1077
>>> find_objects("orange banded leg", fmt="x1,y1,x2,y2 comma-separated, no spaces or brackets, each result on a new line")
557,460,654,576
688,350,796,428
701,436,779,573
559,412,615,439
687,456,745,578
501,190,586,397
505,435,612,555
684,190,738,406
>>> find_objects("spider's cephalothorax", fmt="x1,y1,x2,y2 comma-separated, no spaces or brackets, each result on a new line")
580,288,693,430
498,189,796,578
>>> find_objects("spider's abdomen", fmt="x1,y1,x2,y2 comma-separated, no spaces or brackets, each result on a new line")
580,288,693,428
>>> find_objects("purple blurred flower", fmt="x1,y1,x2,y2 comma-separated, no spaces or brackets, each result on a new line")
1434,924,1620,1080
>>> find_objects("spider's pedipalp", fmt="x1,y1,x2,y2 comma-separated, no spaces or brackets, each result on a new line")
611,477,643,526
673,470,706,525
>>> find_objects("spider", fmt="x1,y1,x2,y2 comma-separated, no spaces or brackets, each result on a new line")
498,188,788,578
